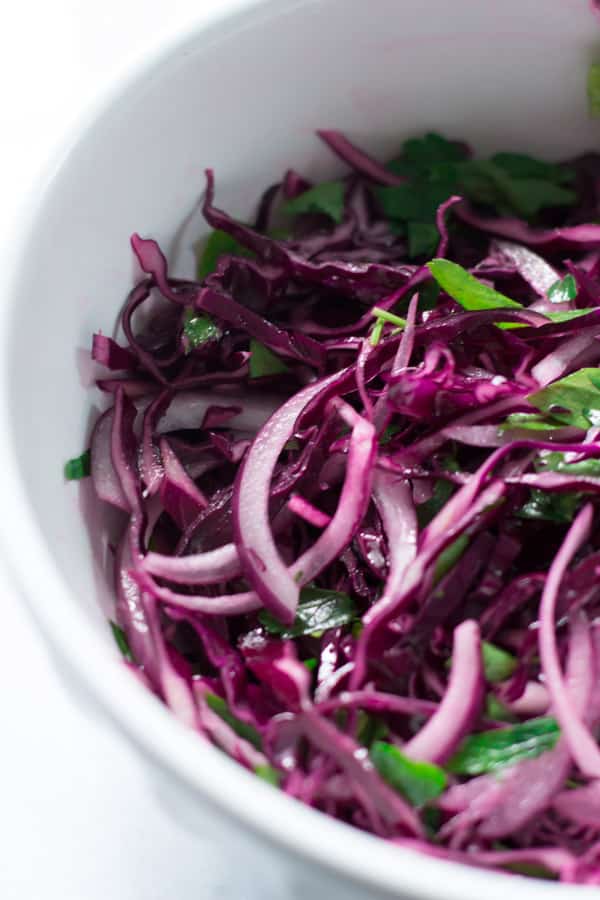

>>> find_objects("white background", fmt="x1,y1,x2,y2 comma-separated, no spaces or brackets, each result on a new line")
0,3,241,898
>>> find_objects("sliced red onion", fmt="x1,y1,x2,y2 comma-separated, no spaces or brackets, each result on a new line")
90,408,129,511
492,239,560,296
435,195,463,258
132,568,261,616
553,780,600,828
404,620,484,764
299,709,423,836
142,542,241,585
539,509,600,778
233,371,347,623
287,494,331,528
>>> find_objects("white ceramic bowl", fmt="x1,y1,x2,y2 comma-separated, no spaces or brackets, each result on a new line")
2,1,599,897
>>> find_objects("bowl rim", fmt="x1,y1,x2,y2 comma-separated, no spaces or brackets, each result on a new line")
0,2,585,896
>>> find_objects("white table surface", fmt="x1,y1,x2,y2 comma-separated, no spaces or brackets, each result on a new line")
0,4,243,898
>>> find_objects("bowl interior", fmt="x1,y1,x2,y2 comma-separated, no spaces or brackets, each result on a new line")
3,0,599,896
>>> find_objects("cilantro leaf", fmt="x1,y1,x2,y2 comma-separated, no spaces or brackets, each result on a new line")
183,311,222,351
370,741,447,806
64,449,91,480
482,641,517,683
197,229,252,280
407,221,439,258
527,367,600,430
547,274,577,303
588,63,600,118
490,152,574,185
518,489,581,524
283,181,345,223
255,764,281,786
447,717,560,775
427,259,522,310
110,620,133,661
249,340,290,378
205,693,263,749
538,450,600,478
259,586,355,638
434,534,469,582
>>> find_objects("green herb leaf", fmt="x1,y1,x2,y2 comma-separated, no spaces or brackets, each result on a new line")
485,694,516,722
375,180,457,224
387,132,468,178
547,274,578,304
588,64,600,118
64,449,91,480
545,309,592,324
197,229,252,280
416,478,455,528
183,311,222,351
283,181,345,224
462,161,575,218
303,657,318,672
204,693,263,749
249,340,290,378
255,764,281,786
537,450,600,478
371,307,407,328
109,620,133,661
501,412,564,433
482,641,517,683
357,712,389,747
407,221,439,258
447,716,560,775
259,586,355,638
427,259,522,310
490,152,574,185
434,533,469,583
527,367,600,430
370,741,447,806
518,489,581,524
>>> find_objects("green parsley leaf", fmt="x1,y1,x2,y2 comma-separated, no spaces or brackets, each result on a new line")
375,179,457,224
427,259,522,310
249,340,289,378
518,489,581,524
64,449,91,480
259,586,355,638
283,181,345,224
387,132,468,178
501,412,564,433
434,533,469,583
255,764,281,786
588,63,600,118
547,273,578,303
463,161,575,218
537,450,600,478
416,478,456,528
370,741,447,806
490,152,574,185
357,712,389,747
527,367,600,430
183,311,222,351
482,641,517,683
407,221,439,258
485,694,516,722
197,229,252,280
205,693,263,749
109,621,133,661
447,717,560,775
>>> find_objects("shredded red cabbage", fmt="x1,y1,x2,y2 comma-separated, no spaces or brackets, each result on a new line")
76,128,600,883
